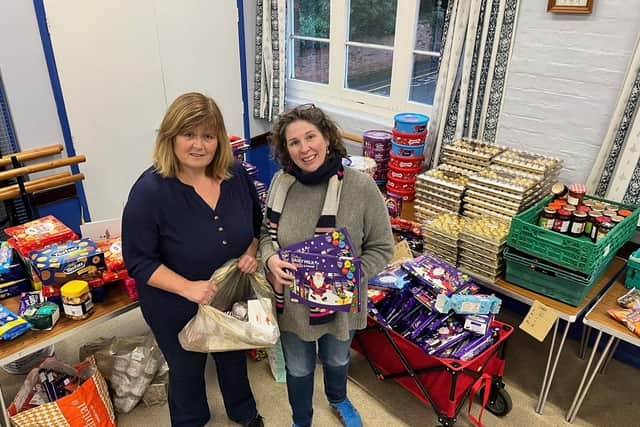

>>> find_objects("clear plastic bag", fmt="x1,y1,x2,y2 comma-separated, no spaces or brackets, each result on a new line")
178,259,279,352
78,334,165,413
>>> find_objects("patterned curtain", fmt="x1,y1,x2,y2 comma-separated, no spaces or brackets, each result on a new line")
587,36,640,205
425,0,520,167
254,0,287,122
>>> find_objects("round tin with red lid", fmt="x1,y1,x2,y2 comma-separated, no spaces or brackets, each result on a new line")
392,128,427,146
389,151,424,169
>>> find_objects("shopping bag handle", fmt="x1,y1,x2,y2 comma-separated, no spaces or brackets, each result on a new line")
468,373,492,427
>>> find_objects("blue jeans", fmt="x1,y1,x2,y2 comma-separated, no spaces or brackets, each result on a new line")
280,331,355,427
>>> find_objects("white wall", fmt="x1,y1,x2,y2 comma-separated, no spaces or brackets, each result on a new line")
497,0,640,184
42,0,243,220
0,1,63,151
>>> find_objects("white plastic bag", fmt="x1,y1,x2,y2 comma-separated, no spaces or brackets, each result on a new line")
178,259,279,352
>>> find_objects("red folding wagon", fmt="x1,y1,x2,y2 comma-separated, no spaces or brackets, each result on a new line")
352,317,514,427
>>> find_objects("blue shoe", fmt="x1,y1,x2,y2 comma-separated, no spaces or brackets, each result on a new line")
330,398,362,427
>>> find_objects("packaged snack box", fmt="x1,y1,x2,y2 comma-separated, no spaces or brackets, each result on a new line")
29,238,105,286
5,216,78,256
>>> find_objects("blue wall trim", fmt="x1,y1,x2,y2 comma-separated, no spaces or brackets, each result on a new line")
236,0,251,141
33,0,91,222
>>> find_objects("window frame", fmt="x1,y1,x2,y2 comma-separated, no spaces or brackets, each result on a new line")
286,0,438,119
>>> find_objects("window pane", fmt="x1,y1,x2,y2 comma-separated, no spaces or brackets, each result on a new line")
346,46,393,96
292,39,329,84
293,0,330,38
415,0,448,52
348,0,397,46
409,54,439,105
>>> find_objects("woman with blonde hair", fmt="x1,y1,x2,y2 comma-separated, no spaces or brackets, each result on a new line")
123,92,264,427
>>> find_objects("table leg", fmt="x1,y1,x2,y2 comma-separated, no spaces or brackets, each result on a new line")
536,319,558,413
579,325,591,359
566,332,616,423
536,318,570,415
598,338,619,375
0,384,10,427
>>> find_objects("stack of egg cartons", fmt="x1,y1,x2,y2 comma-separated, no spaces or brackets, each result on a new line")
463,167,542,223
414,164,470,222
385,113,429,202
457,218,510,282
491,149,563,208
362,130,393,187
440,139,504,174
422,214,467,267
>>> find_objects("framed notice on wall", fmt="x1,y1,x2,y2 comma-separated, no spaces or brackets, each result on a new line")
547,0,593,14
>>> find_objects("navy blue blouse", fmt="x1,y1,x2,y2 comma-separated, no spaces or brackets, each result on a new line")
122,160,262,324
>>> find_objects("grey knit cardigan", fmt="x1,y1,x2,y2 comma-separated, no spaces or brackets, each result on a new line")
259,166,394,341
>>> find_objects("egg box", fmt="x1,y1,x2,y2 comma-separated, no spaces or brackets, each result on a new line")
29,238,106,286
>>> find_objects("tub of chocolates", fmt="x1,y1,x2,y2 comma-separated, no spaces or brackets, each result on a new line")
389,151,424,169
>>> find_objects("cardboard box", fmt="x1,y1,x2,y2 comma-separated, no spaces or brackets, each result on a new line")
30,238,106,286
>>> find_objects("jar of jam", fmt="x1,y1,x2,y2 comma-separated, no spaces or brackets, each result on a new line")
553,208,572,234
585,210,602,237
610,215,624,226
618,209,632,218
603,210,618,218
603,204,618,212
591,216,609,242
551,182,568,199
567,184,586,206
596,221,614,243
593,202,606,211
538,207,556,230
563,204,577,213
577,205,591,214
61,280,94,320
569,211,587,237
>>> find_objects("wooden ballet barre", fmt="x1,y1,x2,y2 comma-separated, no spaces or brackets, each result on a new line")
0,144,64,167
0,173,84,201
0,172,71,199
0,155,85,181
341,132,363,143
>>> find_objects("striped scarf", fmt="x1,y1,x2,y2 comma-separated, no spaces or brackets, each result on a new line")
266,170,344,325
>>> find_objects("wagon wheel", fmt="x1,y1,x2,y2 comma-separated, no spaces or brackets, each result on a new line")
486,387,512,417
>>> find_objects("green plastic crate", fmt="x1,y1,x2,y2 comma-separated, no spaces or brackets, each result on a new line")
625,248,640,289
504,246,615,306
507,195,639,274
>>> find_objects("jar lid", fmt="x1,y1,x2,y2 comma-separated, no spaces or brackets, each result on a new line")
618,209,632,217
588,210,603,218
61,280,89,298
595,216,609,224
600,222,615,230
557,208,571,216
573,211,587,218
611,215,624,223
577,205,591,213
569,183,587,193
563,205,576,212
551,182,567,195
543,207,556,214
583,199,595,207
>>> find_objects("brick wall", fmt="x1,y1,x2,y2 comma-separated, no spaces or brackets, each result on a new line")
497,0,640,184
